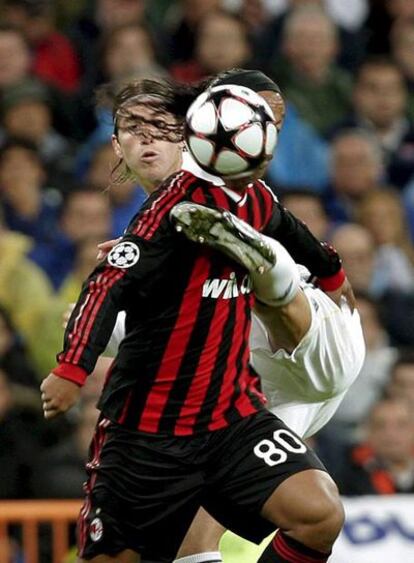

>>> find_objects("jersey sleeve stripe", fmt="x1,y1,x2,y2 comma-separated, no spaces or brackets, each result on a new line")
72,270,125,364
132,171,192,239
64,269,120,363
63,268,125,365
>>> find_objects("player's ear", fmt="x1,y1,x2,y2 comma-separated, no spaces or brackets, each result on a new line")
112,134,123,159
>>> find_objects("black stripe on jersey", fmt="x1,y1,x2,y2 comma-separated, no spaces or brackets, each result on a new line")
224,297,252,425
245,193,256,228
157,263,219,433
193,294,238,433
245,366,266,411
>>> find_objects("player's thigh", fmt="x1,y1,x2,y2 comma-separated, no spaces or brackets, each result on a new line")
203,410,326,543
260,468,343,531
177,507,226,557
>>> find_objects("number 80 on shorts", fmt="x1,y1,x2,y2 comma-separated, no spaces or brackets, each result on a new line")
253,429,307,467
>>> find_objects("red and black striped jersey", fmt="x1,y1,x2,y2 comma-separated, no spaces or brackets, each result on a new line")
54,171,342,436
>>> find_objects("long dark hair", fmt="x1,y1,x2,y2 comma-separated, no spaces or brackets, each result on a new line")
97,78,198,183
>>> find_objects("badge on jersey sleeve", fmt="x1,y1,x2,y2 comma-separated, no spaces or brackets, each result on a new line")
108,241,140,269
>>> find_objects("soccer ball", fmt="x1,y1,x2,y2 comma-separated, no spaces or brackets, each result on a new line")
185,84,278,179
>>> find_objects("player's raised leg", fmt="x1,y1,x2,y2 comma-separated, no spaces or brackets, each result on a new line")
170,202,311,351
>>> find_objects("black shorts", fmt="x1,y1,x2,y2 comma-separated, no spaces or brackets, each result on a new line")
78,410,325,560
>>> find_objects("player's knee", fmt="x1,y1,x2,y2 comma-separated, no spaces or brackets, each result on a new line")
296,477,344,551
263,470,344,552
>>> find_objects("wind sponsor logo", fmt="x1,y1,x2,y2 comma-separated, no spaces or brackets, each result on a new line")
202,272,252,299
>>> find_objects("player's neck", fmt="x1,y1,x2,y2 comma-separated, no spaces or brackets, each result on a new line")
224,178,250,193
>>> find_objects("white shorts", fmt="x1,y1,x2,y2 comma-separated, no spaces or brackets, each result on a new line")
250,286,366,439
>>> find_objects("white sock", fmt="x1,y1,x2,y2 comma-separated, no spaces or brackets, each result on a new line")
251,236,300,306
174,552,223,563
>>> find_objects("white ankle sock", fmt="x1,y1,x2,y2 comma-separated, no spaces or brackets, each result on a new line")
174,552,222,563
251,236,300,306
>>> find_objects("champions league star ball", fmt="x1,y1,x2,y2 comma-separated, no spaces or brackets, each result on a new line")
185,84,278,179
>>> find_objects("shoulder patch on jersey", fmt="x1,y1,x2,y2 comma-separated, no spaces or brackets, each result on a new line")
108,241,140,269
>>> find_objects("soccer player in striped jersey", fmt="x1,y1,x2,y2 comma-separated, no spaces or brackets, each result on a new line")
41,74,350,563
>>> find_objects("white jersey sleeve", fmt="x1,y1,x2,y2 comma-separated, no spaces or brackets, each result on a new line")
250,286,366,439
102,311,126,357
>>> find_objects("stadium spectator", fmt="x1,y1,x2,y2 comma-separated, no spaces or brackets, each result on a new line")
339,398,414,495
257,0,368,71
0,24,32,90
58,236,110,304
0,366,45,499
0,81,74,190
268,5,353,135
0,138,61,243
171,10,252,83
83,139,148,235
324,129,384,223
331,293,397,438
32,398,99,499
0,205,53,362
330,223,383,295
76,24,168,181
0,304,39,388
100,23,167,84
164,0,222,63
386,351,414,409
280,189,331,240
356,189,414,293
69,0,148,95
390,20,414,122
3,0,81,93
265,103,330,192
29,187,111,290
333,57,414,189
365,0,414,55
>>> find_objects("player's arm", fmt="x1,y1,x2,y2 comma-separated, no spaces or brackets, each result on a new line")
41,228,175,418
263,199,345,293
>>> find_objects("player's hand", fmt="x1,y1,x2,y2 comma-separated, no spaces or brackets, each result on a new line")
96,237,122,261
62,303,75,329
40,374,81,419
326,277,356,312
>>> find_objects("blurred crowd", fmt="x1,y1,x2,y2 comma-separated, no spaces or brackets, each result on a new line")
1,0,414,531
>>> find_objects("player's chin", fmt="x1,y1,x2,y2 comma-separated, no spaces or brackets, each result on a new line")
245,161,270,183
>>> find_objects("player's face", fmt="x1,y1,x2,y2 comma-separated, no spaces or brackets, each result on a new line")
258,90,285,132
112,104,183,192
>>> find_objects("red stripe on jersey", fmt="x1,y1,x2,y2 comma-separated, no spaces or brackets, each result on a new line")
210,186,230,209
173,278,233,436
207,290,248,431
137,255,210,433
134,172,193,239
190,187,207,204
64,269,122,363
